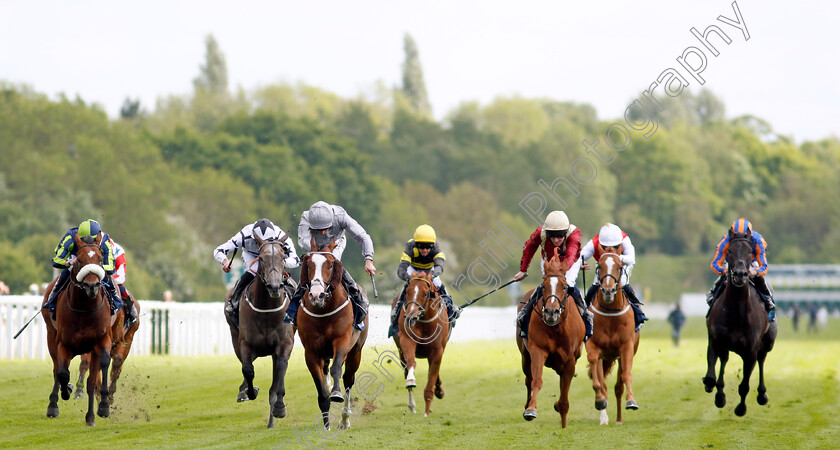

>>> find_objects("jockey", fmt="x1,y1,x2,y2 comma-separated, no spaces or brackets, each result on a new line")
567,223,648,332
43,219,123,321
109,239,139,327
214,218,300,322
285,201,376,331
513,211,591,341
388,224,462,338
706,218,775,321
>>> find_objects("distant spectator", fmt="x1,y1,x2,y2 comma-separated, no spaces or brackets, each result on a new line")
163,290,174,303
807,302,819,333
0,281,9,296
667,303,686,347
792,303,801,332
28,283,40,296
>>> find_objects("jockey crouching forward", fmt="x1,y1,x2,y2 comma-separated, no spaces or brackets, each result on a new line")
43,219,134,324
513,211,592,341
215,218,300,325
706,218,775,322
109,239,139,328
388,224,461,338
285,201,375,331
567,223,648,333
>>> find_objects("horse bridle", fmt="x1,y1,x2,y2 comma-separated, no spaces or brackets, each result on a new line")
255,239,287,286
596,253,628,312
68,243,107,313
304,251,336,301
402,276,440,322
726,236,752,286
536,274,569,325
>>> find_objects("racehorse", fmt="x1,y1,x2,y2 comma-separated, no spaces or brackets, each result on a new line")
41,233,114,426
297,238,368,430
224,234,295,428
393,271,451,416
516,254,585,428
73,290,141,404
586,251,640,426
703,229,777,416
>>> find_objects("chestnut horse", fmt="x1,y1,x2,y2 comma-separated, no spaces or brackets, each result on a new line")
297,240,368,430
41,233,114,426
586,252,640,426
516,255,585,427
73,291,140,404
703,230,777,416
393,271,450,416
224,234,295,428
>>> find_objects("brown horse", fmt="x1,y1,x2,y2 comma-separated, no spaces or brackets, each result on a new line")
516,255,585,427
703,230,777,416
393,271,450,416
41,233,114,426
73,290,140,404
224,234,295,428
586,251,640,426
297,239,368,430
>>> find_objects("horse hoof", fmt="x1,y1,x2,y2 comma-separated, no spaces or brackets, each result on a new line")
626,400,639,410
339,420,351,430
715,392,726,408
595,399,608,410
98,405,111,418
46,406,59,418
248,389,259,401
237,391,248,402
272,403,286,418
86,422,96,427
73,391,85,400
434,388,445,399
757,393,768,406
330,390,345,403
61,383,73,401
702,377,715,393
523,409,538,421
409,406,416,414
734,403,747,416
405,379,416,389
553,402,561,413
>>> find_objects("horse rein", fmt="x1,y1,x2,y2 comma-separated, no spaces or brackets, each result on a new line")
67,243,107,314
402,277,441,322
537,274,569,326
300,251,348,318
726,237,753,286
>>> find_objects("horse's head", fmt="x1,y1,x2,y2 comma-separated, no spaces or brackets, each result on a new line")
72,233,106,299
301,251,343,309
403,271,438,329
597,253,624,304
540,255,569,326
726,231,753,287
254,234,288,298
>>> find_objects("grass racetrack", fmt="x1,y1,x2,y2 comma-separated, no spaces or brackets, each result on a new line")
1,317,838,448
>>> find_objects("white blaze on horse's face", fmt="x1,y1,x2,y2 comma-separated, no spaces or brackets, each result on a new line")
87,250,96,258
308,254,327,302
601,257,617,303
548,277,559,307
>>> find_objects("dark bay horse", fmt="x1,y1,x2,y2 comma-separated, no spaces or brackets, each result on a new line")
297,240,368,430
224,234,295,428
703,230,777,416
516,255,585,428
393,271,450,416
41,233,113,426
586,251,640,425
73,290,141,404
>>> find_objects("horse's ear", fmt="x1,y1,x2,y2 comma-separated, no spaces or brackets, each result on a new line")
279,233,289,244
73,232,83,248
616,243,624,257
254,234,265,248
329,258,343,292
309,236,318,252
560,260,569,273
94,233,103,246
326,237,337,252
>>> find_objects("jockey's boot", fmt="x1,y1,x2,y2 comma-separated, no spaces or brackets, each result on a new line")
284,284,306,325
44,269,71,320
706,274,725,306
121,289,137,327
388,285,408,338
752,275,777,322
517,284,543,338
623,284,648,332
106,281,124,316
569,287,593,342
584,283,598,307
343,269,368,331
225,272,255,320
439,285,461,324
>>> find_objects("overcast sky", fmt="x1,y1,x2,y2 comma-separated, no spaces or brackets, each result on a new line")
1,0,836,142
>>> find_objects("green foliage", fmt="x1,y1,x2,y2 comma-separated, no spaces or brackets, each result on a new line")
401,33,432,117
0,240,42,293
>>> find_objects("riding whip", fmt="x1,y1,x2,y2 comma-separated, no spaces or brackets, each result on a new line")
370,274,379,298
13,310,41,340
459,273,527,309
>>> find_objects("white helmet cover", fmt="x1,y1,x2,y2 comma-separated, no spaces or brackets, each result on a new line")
598,223,623,247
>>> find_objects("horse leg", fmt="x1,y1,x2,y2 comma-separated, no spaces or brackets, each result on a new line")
620,341,639,414
521,347,533,412
400,337,418,389
424,351,444,417
109,323,138,404
45,316,61,418
756,349,769,406
714,351,729,408
339,344,364,429
587,345,608,419
57,345,74,401
702,341,718,393
329,350,348,403
735,355,757,417
614,359,625,425
240,344,259,401
554,359,575,428
523,346,547,421
435,374,444,399
95,342,112,420
305,351,331,430
74,354,90,399
271,337,294,422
